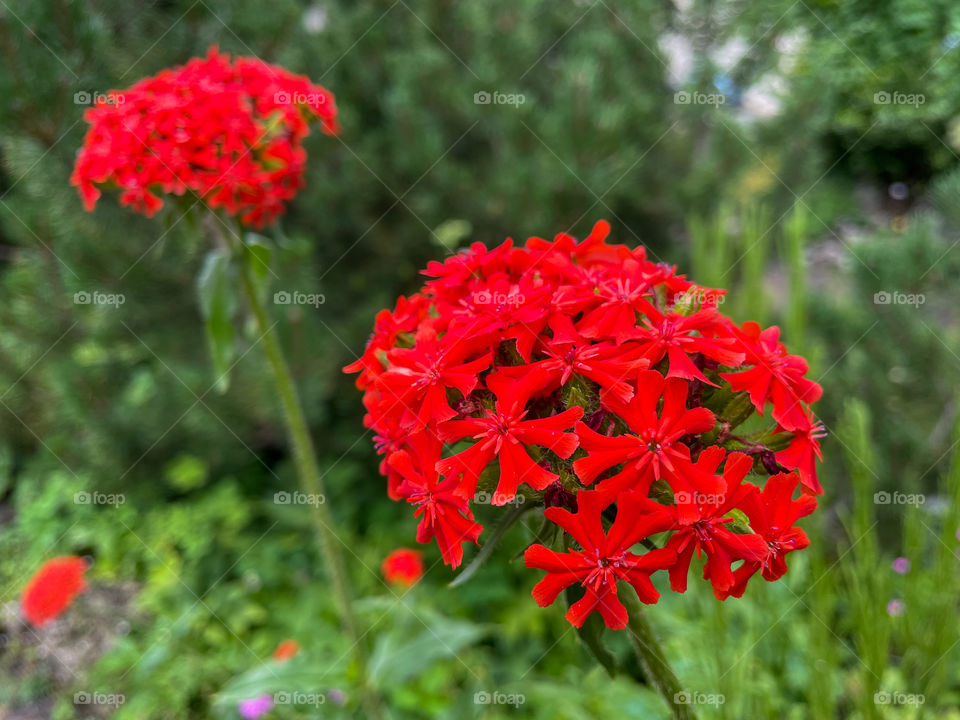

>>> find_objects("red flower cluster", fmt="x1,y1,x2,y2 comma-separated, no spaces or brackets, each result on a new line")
71,48,338,228
347,221,823,629
21,556,88,626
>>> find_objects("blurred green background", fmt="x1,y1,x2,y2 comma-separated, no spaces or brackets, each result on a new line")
1,0,960,718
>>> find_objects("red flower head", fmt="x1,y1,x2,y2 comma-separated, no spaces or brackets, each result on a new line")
347,220,824,619
21,556,88,626
381,548,425,587
71,47,338,228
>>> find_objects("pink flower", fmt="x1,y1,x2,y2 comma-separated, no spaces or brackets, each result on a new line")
238,694,273,719
891,557,910,574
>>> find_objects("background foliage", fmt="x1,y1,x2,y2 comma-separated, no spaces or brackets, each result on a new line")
1,0,960,718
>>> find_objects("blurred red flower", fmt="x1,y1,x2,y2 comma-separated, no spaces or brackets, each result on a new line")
272,639,300,662
21,556,88,626
71,47,338,228
381,548,425,586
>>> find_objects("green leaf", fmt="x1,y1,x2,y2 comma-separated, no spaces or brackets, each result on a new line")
565,585,618,678
450,502,533,588
196,249,237,393
243,232,273,303
368,612,486,689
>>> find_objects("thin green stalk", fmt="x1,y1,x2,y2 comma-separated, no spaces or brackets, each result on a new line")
622,595,698,720
225,227,385,720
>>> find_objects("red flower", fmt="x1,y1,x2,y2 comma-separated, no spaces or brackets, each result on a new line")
524,490,676,629
663,448,768,595
71,47,338,228
573,370,720,522
721,322,822,431
381,548,425,587
438,371,583,503
718,471,817,599
272,639,300,662
633,306,745,385
774,409,826,494
576,258,663,343
387,432,482,568
21,556,88,626
376,327,492,430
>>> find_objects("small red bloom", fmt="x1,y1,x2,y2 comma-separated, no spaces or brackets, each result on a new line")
381,548,425,587
633,306,745,386
573,370,720,521
721,322,822,431
524,490,676,629
387,432,482,568
21,556,88,626
376,327,492,430
438,371,583,504
662,448,768,595
272,639,300,662
774,408,826,494
718,471,817,599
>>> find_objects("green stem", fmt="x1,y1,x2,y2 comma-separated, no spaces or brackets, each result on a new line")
622,595,698,720
225,227,385,720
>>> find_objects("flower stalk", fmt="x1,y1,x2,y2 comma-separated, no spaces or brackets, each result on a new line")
222,222,384,720
621,593,698,720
